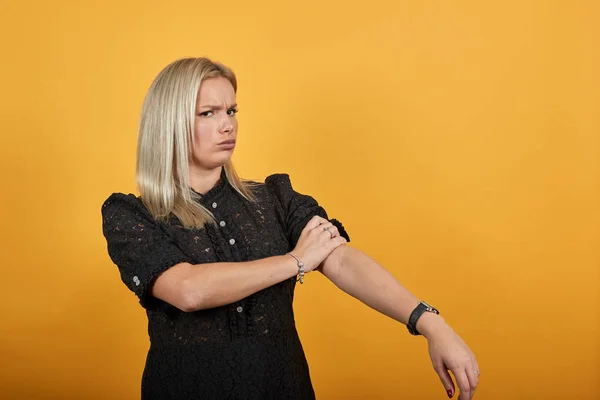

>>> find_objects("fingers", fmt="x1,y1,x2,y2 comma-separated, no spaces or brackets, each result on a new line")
454,370,471,400
330,235,347,247
433,362,455,399
305,216,340,239
473,358,480,380
304,215,329,231
468,357,480,396
465,367,479,398
318,224,339,239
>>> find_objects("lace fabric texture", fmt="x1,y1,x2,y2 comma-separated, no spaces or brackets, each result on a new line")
101,172,350,399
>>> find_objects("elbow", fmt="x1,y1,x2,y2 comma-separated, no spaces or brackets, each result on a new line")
179,297,200,313
150,262,209,312
320,244,349,279
178,278,207,312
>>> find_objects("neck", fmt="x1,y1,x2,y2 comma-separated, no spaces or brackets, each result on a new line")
189,166,223,195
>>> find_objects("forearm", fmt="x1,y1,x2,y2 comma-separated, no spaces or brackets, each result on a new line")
322,245,445,337
156,255,299,311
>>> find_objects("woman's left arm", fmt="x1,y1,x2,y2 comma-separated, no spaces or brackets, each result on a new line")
317,244,480,400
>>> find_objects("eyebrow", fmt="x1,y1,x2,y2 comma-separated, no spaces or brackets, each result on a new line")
198,103,238,110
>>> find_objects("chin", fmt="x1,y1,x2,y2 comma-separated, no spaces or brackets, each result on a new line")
192,151,234,170
211,154,233,168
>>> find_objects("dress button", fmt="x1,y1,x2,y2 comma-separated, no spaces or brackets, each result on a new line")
133,276,140,286
236,306,243,313
212,202,217,208
219,221,226,227
229,238,236,245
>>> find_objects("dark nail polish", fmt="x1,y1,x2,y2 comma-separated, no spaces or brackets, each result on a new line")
447,389,453,398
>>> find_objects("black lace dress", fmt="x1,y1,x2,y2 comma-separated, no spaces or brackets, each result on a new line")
101,171,350,400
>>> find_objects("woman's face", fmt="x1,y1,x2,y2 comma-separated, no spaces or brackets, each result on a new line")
191,77,238,171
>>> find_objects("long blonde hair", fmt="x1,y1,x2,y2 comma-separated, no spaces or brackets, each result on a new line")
136,57,256,229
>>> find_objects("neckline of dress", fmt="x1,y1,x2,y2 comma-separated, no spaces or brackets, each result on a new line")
190,168,229,203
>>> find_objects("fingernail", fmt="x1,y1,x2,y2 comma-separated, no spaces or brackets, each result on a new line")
447,389,453,398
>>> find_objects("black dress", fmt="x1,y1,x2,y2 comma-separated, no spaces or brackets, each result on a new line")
101,170,350,400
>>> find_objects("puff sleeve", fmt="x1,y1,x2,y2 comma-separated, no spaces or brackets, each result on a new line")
101,193,192,309
265,174,350,249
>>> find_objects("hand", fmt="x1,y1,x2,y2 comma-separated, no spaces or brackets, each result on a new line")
291,216,347,272
419,314,480,399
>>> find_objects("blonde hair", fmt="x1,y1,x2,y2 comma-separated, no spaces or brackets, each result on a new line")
136,57,256,229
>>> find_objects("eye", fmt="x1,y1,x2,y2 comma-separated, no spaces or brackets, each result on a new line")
198,111,214,117
227,108,238,116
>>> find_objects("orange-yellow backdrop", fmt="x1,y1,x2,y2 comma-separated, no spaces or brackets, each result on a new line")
1,1,598,399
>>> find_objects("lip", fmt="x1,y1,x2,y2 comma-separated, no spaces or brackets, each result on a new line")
217,140,236,149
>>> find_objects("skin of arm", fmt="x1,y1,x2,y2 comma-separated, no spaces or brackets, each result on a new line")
316,244,446,336
152,255,299,312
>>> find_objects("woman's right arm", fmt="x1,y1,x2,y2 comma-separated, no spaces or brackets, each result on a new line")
152,256,297,312
152,216,346,312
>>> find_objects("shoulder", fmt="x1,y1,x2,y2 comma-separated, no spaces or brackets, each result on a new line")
101,192,152,223
240,173,295,198
237,174,304,212
250,173,320,212
264,173,292,185
263,173,296,194
243,173,292,188
102,192,143,211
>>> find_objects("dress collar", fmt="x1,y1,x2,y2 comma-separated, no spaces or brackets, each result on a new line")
190,168,230,205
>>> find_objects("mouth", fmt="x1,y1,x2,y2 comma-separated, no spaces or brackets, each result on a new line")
217,139,236,150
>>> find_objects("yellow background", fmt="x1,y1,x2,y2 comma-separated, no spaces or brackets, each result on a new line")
1,1,598,399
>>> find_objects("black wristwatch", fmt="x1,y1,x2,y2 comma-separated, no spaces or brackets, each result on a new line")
407,301,439,336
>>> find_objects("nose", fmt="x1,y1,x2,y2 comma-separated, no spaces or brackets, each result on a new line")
219,117,233,135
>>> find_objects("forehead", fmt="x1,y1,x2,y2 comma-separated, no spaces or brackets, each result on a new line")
197,77,236,104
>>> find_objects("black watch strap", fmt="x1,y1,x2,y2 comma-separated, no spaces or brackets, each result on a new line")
407,301,439,335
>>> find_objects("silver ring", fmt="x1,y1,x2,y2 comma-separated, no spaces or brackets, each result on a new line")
324,226,334,238
474,370,479,375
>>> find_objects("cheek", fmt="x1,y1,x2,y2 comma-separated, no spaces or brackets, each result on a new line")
194,120,213,139
193,121,214,150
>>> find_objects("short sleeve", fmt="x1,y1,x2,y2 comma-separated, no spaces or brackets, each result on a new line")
265,174,350,248
101,193,192,309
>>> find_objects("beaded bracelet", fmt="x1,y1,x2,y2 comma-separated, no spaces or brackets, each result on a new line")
287,252,305,284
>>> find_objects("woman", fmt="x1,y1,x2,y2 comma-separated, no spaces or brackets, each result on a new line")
101,57,479,400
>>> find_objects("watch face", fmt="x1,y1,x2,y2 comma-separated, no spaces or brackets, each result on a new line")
421,301,438,313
